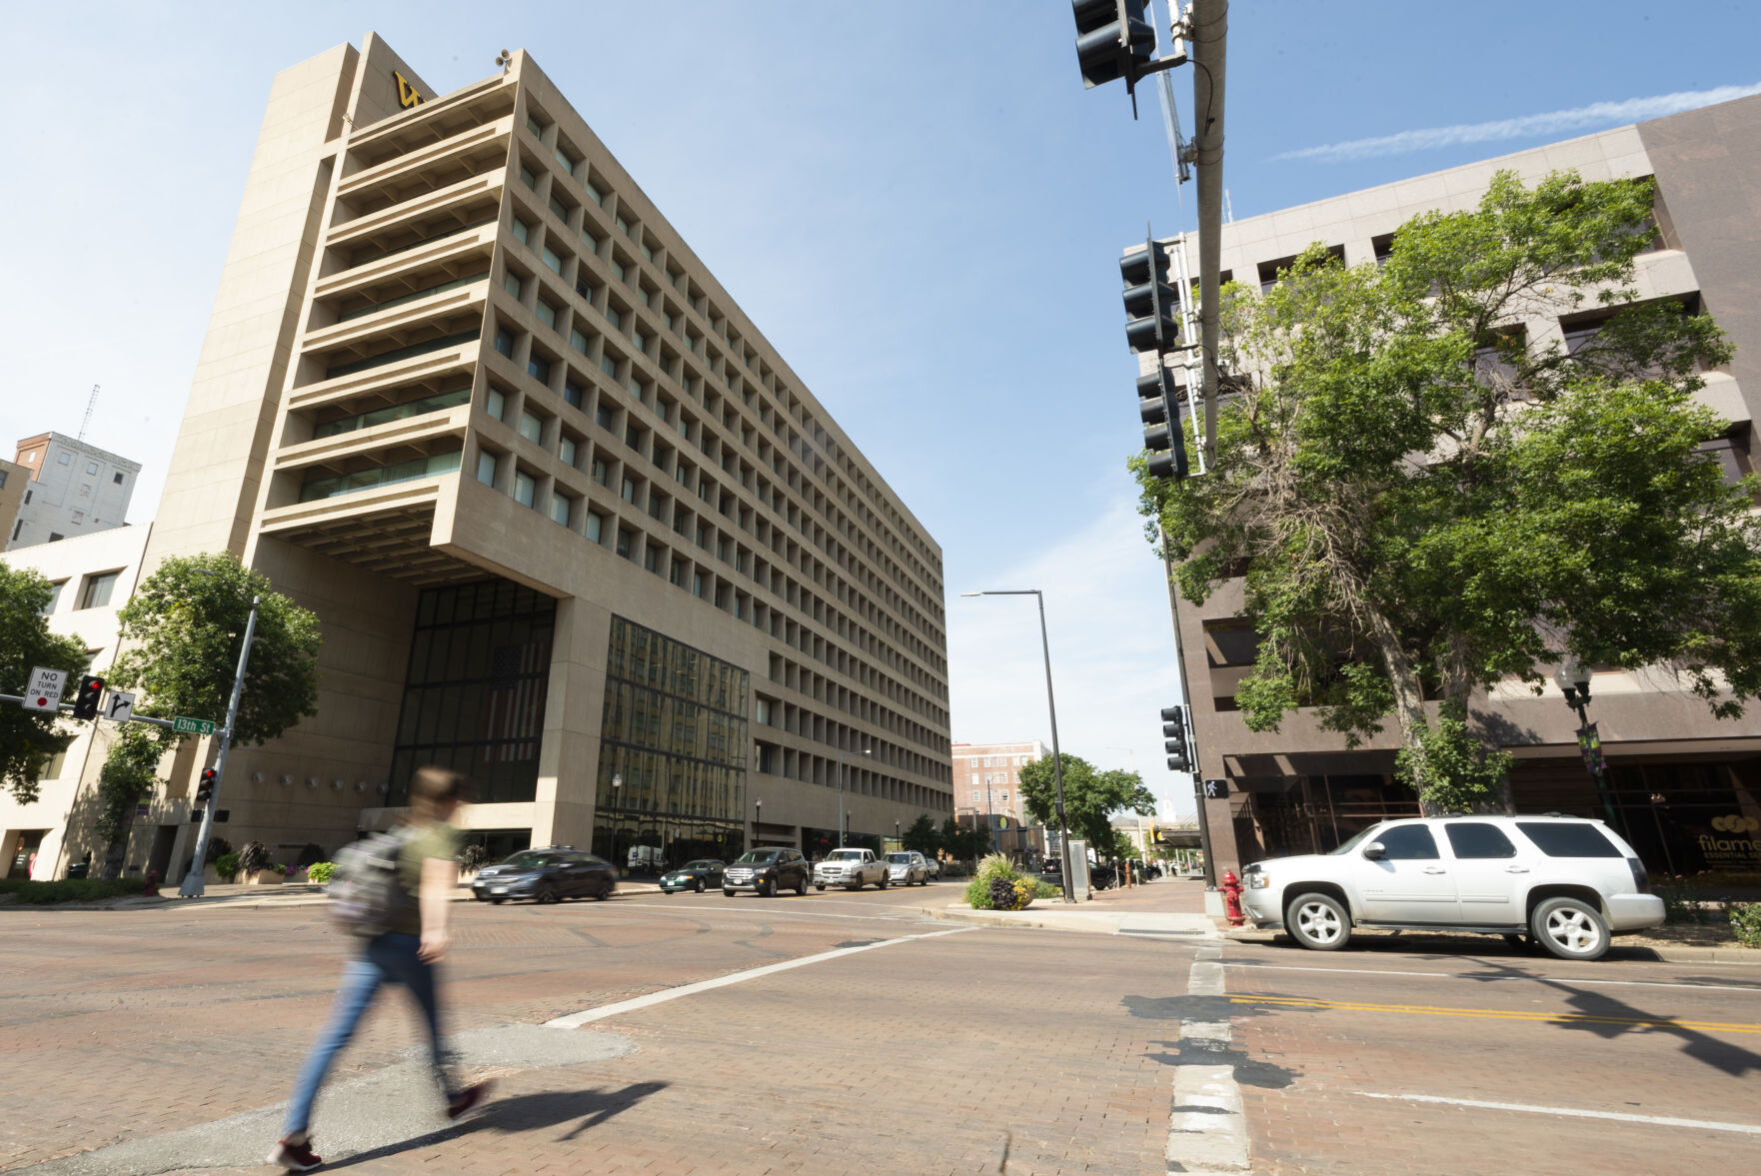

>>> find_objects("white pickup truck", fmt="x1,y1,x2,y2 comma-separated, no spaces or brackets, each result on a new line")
813,847,889,891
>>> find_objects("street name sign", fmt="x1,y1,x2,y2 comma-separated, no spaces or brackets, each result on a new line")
173,716,217,736
22,667,68,712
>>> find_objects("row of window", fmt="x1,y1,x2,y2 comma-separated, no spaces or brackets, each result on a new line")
514,107,942,609
38,569,121,615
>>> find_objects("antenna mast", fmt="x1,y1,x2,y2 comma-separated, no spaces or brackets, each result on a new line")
78,384,99,441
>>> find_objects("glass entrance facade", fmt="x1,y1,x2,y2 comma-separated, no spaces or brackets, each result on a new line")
593,616,749,870
388,579,557,804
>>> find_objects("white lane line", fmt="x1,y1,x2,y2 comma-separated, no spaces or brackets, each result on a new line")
607,901,924,923
1354,1091,1761,1135
543,926,974,1029
1222,962,1761,994
1167,943,1250,1174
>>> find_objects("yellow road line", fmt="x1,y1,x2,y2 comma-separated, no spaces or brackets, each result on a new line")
1230,994,1761,1034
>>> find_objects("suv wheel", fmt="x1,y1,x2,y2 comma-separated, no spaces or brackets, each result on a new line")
1287,892,1351,951
1531,896,1610,961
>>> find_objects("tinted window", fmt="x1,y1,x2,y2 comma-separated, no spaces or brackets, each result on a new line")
1445,823,1518,860
1376,825,1440,860
1517,822,1621,858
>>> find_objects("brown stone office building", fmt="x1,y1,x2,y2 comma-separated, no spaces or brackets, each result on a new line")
1164,95,1761,878
135,34,952,872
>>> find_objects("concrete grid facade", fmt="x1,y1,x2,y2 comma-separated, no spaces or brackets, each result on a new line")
85,33,949,877
1151,94,1761,879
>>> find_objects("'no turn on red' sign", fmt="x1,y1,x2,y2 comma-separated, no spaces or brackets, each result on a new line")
21,667,68,713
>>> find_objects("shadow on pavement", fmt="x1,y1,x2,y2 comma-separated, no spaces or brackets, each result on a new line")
317,1081,669,1171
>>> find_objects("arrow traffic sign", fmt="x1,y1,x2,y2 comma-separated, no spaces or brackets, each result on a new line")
106,690,137,722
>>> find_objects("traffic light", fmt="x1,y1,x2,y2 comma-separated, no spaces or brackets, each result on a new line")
1139,366,1190,481
72,675,105,720
1072,0,1156,91
194,768,217,807
1162,705,1190,772
1121,239,1179,355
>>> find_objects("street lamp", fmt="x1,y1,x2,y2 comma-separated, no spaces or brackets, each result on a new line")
838,747,870,848
753,796,762,850
962,589,1075,904
179,591,261,898
1554,657,1623,834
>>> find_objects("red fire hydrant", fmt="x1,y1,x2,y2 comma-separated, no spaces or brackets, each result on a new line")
1220,870,1245,927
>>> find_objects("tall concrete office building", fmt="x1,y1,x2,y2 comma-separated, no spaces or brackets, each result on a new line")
1158,94,1761,879
143,34,951,869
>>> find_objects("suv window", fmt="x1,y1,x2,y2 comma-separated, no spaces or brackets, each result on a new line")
1445,823,1518,860
1517,822,1621,858
1377,825,1440,860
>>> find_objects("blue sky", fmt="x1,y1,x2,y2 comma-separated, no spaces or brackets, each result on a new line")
2,1,1755,819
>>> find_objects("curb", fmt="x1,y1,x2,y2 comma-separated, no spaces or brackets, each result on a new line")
1220,928,1761,965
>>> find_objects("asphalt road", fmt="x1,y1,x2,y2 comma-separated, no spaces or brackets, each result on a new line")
2,880,1756,1176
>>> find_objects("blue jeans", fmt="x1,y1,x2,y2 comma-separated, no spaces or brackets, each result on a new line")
282,933,457,1137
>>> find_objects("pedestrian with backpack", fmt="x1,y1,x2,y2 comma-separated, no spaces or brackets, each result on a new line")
269,766,492,1172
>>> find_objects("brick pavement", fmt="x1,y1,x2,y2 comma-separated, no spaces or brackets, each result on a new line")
3,890,1209,1175
1222,942,1761,1175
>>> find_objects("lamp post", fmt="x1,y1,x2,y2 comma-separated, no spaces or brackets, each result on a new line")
753,796,762,850
962,589,1075,904
179,593,261,898
1555,658,1623,834
838,747,870,848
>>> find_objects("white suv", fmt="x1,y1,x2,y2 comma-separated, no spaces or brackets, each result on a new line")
1238,815,1664,961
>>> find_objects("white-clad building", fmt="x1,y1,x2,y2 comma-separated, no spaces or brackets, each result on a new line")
7,433,142,551
0,524,167,880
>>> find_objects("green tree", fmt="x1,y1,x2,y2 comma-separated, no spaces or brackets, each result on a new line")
938,815,989,864
0,565,89,804
93,725,169,879
111,553,322,745
901,813,939,858
1018,754,1156,851
1137,171,1759,814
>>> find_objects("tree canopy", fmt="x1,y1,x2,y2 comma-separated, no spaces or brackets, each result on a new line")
111,553,322,745
1018,753,1155,851
0,565,90,803
1137,170,1761,813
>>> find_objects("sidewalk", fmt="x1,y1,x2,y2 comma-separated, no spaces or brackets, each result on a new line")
922,874,1223,939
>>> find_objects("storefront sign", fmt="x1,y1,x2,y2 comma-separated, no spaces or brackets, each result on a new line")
394,70,425,109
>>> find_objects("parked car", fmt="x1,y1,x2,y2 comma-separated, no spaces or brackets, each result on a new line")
1238,815,1664,961
660,859,726,893
885,851,930,887
472,848,616,904
813,847,889,890
722,847,811,897
922,856,941,880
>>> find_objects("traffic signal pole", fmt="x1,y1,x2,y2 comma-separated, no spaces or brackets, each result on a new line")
178,595,259,898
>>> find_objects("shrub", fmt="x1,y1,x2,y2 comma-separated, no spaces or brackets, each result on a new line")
0,878,154,904
1731,903,1761,949
237,841,269,875
965,854,1035,910
460,843,487,873
306,861,336,885
214,852,241,879
208,837,234,862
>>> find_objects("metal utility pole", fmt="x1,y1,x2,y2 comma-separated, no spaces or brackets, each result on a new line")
178,595,259,898
1186,0,1227,467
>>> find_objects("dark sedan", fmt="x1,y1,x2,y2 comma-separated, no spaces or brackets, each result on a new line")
659,859,726,893
471,848,616,904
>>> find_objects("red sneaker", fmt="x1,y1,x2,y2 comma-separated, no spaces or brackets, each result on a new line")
446,1079,495,1120
267,1134,323,1171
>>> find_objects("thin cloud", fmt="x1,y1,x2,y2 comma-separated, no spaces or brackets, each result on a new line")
1277,82,1761,163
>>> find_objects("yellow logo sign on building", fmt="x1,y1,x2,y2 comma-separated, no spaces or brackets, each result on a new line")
394,70,425,109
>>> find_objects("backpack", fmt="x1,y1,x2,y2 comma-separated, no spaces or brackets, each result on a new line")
327,827,421,937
